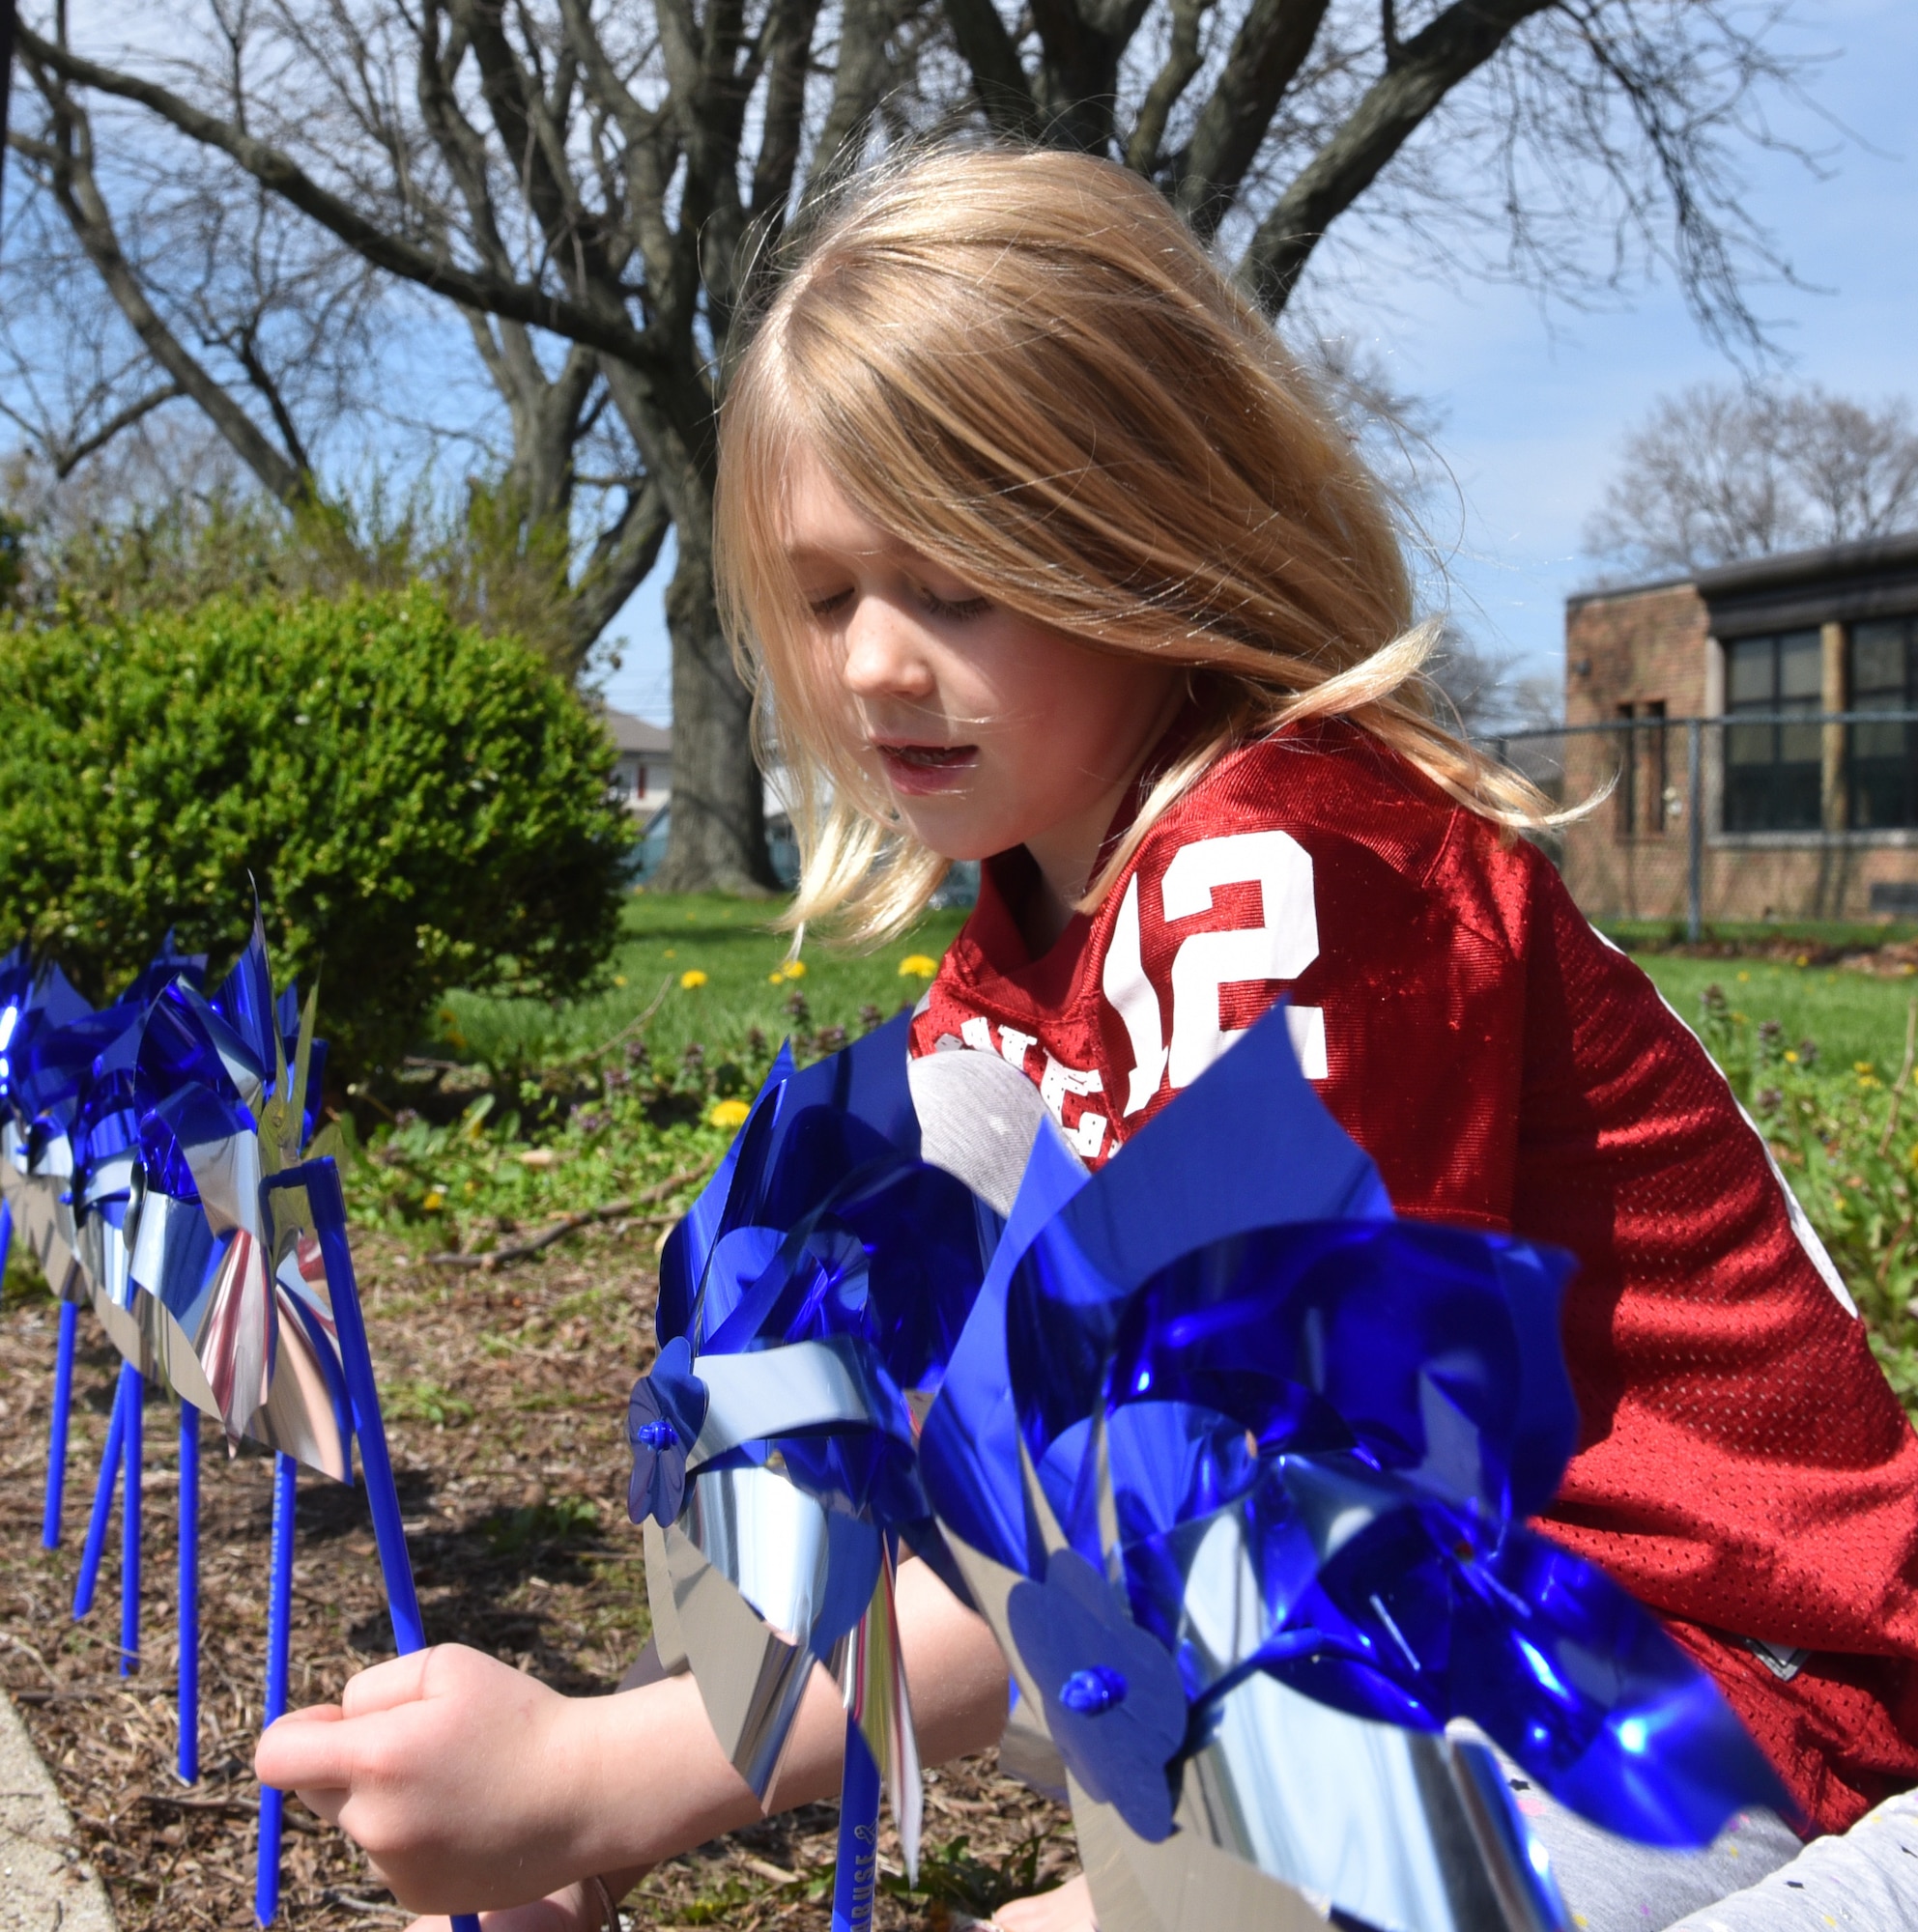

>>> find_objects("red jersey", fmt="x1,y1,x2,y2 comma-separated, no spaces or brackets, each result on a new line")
910,721,1918,1835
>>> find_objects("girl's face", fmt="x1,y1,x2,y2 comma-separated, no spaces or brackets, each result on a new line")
784,454,1183,896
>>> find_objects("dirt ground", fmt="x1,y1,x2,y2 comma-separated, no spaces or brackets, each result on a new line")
0,1227,1070,1931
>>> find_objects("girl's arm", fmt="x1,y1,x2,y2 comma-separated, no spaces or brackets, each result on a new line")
255,1557,1012,1918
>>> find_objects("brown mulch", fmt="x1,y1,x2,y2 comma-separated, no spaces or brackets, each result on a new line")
0,1229,1070,1931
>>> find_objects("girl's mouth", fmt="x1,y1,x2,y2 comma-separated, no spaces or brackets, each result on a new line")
873,741,979,794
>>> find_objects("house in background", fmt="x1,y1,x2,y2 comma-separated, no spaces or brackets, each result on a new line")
603,709,804,887
603,707,673,816
604,707,978,902
1560,529,1918,922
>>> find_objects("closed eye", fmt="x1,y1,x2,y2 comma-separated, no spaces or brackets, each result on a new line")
806,587,853,618
919,588,989,620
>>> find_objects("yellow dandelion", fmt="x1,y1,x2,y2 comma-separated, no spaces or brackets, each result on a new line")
1736,971,1750,983
421,1189,445,1212
680,968,709,989
898,953,938,979
1856,1061,1875,1074
768,970,788,985
708,1097,752,1130
1784,1049,1799,1064
613,974,628,987
783,959,807,979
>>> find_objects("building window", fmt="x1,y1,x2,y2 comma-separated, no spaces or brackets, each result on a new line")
1725,630,1822,832
1615,700,1669,837
1642,699,1668,834
1615,702,1635,836
1849,616,1918,829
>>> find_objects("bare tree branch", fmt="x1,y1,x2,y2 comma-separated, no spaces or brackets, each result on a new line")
14,18,664,374
43,380,187,476
1172,0,1328,238
14,52,309,499
1237,0,1556,315
1126,0,1214,178
939,0,1045,138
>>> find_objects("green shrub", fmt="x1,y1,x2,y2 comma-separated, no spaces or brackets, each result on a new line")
0,587,635,1072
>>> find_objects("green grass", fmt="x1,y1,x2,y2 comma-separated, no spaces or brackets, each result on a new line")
436,891,967,1074
1631,954,1918,1074
1602,918,1918,952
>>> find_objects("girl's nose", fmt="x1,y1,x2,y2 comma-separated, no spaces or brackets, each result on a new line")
840,597,935,702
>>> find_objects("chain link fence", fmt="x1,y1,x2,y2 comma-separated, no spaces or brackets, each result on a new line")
1485,712,1918,934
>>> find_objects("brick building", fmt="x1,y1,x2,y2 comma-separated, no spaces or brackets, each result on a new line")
1558,530,1918,923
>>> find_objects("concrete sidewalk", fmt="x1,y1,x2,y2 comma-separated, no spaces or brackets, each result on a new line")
0,1689,114,1932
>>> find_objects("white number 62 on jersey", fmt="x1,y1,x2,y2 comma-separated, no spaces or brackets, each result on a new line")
1102,830,1327,1117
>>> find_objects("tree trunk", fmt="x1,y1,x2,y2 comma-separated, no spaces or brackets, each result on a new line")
654,508,778,895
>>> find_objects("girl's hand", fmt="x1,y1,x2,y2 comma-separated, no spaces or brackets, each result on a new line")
257,1558,1010,1913
991,1874,1097,1932
255,1644,594,1913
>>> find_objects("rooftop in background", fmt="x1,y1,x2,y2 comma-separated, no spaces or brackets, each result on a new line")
600,707,671,754
1569,530,1918,617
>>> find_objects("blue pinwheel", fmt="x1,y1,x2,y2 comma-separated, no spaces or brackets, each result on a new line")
923,1000,1789,1932
4,918,473,1931
129,922,345,1464
631,1013,998,1898
0,940,207,1566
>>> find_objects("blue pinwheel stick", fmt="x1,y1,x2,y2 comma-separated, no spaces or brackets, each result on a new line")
832,1725,882,1932
41,1299,75,1548
72,1362,134,1623
179,1404,200,1782
261,1159,478,1932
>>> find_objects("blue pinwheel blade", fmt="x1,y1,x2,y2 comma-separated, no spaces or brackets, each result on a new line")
1282,1481,1792,1844
211,918,278,1072
1052,997,1390,1294
924,997,1394,1577
1015,1218,1579,1525
115,931,207,1008
658,1041,795,1342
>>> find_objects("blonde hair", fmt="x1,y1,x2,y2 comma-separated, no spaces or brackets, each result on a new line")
715,143,1554,944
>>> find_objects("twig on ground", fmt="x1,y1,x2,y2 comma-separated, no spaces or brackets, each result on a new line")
1879,997,1918,1157
424,1159,714,1270
320,1891,411,1920
140,1791,319,1833
577,974,674,1065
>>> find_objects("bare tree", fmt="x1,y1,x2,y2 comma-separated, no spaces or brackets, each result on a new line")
0,23,668,677
1586,382,1918,578
6,0,1825,891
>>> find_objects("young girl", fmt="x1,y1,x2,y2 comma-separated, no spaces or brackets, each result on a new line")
258,145,1918,1932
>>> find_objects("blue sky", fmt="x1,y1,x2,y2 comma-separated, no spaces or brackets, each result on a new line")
597,0,1916,724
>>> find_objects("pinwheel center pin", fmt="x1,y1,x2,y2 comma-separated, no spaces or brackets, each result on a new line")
1059,1664,1129,1714
636,1419,681,1451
